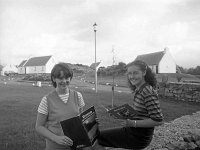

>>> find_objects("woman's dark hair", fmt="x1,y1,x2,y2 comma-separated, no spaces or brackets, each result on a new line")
126,60,157,91
51,63,73,88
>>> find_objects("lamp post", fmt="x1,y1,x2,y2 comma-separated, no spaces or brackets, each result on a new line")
111,46,115,108
93,22,97,93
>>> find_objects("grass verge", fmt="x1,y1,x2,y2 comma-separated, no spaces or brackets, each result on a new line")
0,82,200,150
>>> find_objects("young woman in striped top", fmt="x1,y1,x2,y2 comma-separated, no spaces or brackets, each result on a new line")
35,63,90,150
96,60,163,150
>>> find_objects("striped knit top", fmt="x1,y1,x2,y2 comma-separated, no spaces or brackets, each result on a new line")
38,91,85,115
132,83,163,122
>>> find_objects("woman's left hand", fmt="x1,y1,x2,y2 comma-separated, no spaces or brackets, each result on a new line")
95,118,100,124
121,119,133,127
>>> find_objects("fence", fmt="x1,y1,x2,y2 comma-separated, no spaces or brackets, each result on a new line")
158,82,200,102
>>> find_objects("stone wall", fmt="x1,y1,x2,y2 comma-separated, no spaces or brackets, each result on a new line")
144,111,200,150
158,82,200,103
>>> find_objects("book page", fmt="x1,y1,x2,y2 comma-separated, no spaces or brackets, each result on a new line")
108,104,139,120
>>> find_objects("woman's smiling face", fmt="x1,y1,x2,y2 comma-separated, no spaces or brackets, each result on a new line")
53,71,71,92
127,65,145,87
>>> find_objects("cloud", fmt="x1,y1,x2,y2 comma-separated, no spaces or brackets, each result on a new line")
0,0,200,68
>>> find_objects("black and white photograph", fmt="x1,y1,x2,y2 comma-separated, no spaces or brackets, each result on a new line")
0,0,200,150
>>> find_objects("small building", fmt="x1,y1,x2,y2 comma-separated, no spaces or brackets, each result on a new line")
18,55,56,74
1,64,18,76
0,65,3,75
135,48,176,74
90,62,101,70
18,60,27,74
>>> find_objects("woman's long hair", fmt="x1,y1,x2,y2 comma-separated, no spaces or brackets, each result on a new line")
126,60,157,92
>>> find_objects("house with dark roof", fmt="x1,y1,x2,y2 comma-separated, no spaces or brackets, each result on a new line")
18,60,27,74
18,55,56,74
90,62,101,70
0,64,3,75
135,48,176,73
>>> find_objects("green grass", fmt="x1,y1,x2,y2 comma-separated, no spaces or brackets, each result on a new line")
82,72,200,87
0,79,200,150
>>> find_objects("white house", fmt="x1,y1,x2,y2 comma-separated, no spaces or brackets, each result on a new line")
18,60,27,74
0,65,3,75
18,55,56,74
1,64,18,75
134,48,176,73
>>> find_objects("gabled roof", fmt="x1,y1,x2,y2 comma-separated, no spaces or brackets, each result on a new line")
90,62,101,70
135,51,165,65
18,60,27,67
0,65,3,71
24,55,52,67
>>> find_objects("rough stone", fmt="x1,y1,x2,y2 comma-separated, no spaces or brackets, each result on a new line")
187,142,198,150
183,135,193,142
195,140,200,148
144,111,200,150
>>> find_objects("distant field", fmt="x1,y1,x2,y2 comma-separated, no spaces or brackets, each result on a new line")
0,80,200,150
2,72,199,88
82,72,200,87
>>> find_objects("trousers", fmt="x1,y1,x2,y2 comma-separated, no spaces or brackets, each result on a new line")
98,127,154,150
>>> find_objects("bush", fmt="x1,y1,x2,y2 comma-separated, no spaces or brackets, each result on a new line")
22,74,51,82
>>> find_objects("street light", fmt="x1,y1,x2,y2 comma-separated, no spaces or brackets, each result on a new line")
112,46,115,108
93,22,97,93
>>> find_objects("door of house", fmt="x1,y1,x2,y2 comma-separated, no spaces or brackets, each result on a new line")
156,65,158,74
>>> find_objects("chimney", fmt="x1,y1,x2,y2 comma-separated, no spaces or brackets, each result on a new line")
164,47,169,54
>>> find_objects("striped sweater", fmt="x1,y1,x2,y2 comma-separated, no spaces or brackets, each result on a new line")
133,83,163,122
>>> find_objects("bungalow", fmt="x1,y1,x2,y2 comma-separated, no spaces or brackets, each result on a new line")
90,62,101,70
18,60,27,74
134,48,176,74
1,64,18,76
0,65,3,75
18,55,56,74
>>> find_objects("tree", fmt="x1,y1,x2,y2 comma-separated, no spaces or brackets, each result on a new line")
97,62,127,76
97,67,106,76
115,62,127,75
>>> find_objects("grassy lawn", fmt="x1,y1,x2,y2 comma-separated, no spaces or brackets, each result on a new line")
0,79,200,150
81,72,200,88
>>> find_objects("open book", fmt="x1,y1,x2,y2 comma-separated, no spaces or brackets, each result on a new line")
60,106,99,150
107,104,142,120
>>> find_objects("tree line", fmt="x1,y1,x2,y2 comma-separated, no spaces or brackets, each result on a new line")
98,62,200,76
97,62,127,76
178,66,200,75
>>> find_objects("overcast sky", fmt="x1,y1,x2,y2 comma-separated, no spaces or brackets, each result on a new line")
0,0,200,68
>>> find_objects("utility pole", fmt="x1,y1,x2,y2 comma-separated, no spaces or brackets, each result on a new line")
111,46,115,108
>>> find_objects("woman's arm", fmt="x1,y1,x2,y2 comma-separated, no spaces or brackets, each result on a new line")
124,118,163,128
35,113,73,146
77,92,85,114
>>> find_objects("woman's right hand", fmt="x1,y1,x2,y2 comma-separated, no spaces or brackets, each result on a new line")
54,135,73,146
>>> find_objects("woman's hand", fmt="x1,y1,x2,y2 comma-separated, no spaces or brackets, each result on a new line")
121,119,134,127
54,135,73,146
95,117,100,124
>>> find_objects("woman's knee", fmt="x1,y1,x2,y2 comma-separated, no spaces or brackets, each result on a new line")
92,140,106,150
80,146,93,150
